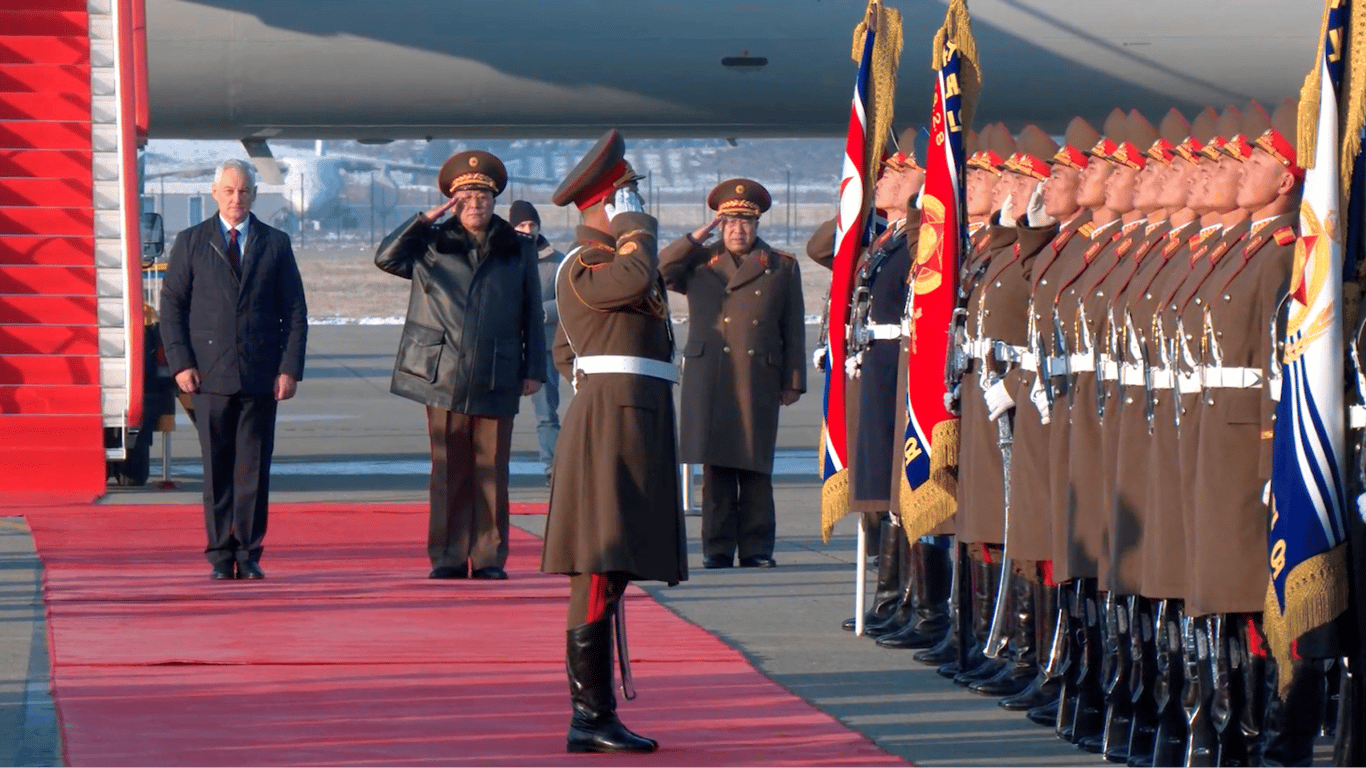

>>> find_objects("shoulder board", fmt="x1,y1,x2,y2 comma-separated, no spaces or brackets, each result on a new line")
1273,226,1296,246
1078,221,1096,238
772,249,795,261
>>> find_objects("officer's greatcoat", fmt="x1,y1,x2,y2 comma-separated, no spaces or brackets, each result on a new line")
659,236,806,475
541,213,687,585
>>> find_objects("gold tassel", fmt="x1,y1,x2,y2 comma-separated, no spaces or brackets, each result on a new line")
851,1,904,199
1341,0,1366,183
899,419,960,541
1262,542,1350,696
820,468,853,543
1298,0,1334,169
932,0,981,132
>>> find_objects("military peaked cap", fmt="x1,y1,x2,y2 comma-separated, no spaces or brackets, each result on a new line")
708,178,772,218
438,150,507,197
552,129,643,210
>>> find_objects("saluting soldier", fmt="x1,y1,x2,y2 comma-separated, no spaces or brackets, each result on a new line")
659,179,806,569
541,129,686,755
954,125,1062,701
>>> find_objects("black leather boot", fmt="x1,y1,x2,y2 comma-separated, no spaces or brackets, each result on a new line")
949,556,1006,685
843,518,903,632
566,619,656,754
1235,618,1268,766
1209,614,1251,766
1001,579,1062,710
972,566,1038,696
1070,581,1106,751
1261,657,1327,767
1181,615,1217,767
1124,597,1159,766
1147,600,1187,768
878,539,952,648
1098,593,1135,763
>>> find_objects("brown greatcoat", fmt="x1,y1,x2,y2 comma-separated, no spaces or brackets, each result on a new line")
541,213,687,585
659,235,806,474
1183,213,1295,616
1008,216,1086,563
1061,217,1150,583
956,223,1018,546
1138,222,1223,599
1100,220,1177,593
1046,215,1119,580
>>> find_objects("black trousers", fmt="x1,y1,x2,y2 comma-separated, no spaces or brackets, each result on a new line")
701,465,775,560
425,407,513,571
193,393,277,567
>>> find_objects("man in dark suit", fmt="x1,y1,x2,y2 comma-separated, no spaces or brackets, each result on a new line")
160,158,308,581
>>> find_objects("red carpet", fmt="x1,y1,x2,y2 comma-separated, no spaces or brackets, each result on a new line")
25,503,907,766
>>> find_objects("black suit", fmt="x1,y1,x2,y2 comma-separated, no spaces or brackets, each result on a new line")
160,214,308,569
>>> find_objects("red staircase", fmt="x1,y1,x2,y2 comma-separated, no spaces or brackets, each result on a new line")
0,0,142,501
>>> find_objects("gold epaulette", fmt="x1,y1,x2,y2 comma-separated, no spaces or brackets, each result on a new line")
1273,226,1296,246
1078,221,1096,238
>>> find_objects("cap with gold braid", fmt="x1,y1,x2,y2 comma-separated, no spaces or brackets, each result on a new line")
884,126,923,172
1148,108,1190,165
552,128,643,210
1220,100,1270,160
437,150,508,198
1255,98,1303,179
1052,116,1101,170
1089,108,1128,160
1112,110,1158,170
1202,105,1243,161
707,178,772,219
1176,107,1220,162
1006,125,1059,181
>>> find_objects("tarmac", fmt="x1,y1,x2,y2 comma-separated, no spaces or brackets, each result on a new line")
2,323,1116,766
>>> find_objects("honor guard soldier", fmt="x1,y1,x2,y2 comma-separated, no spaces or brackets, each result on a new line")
953,125,1062,702
540,129,686,754
659,179,806,570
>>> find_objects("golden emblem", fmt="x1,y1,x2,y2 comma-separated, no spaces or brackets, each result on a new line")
468,157,478,167
735,184,745,194
913,194,945,295
620,242,639,255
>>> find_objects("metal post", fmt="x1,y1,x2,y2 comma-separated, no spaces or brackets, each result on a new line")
786,169,792,245
369,172,375,247
854,514,868,635
680,463,701,516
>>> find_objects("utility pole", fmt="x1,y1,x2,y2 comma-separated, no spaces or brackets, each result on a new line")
786,169,792,245
369,171,375,247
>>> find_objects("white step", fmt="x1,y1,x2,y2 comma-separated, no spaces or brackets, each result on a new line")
95,265,124,298
89,39,113,68
93,180,121,211
90,95,116,125
98,331,125,358
97,297,123,327
94,209,123,240
87,0,113,15
95,237,122,268
91,126,118,153
101,357,125,387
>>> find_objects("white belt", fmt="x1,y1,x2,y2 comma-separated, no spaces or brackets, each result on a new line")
574,355,679,384
1177,372,1202,393
1069,353,1094,373
1351,404,1366,429
867,323,902,340
1099,359,1120,382
963,337,992,360
1150,370,1173,390
1200,366,1263,389
1119,364,1146,388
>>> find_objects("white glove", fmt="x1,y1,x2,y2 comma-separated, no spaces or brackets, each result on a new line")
943,391,957,412
1264,481,1273,507
1025,181,1055,228
812,345,828,371
845,352,862,379
1029,381,1051,424
984,379,1015,421
996,194,1013,226
1357,492,1366,521
603,186,644,221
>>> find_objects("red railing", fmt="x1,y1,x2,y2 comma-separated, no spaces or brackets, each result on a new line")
116,0,146,431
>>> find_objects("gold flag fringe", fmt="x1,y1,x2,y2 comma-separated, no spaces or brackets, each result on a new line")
820,468,852,544
852,0,904,202
1296,0,1332,168
932,0,981,133
1341,0,1366,183
1263,542,1350,696
899,419,960,541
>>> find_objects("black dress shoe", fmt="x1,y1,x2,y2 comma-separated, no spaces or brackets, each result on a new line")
739,556,776,568
210,564,235,580
237,563,265,580
471,566,508,580
703,555,733,569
